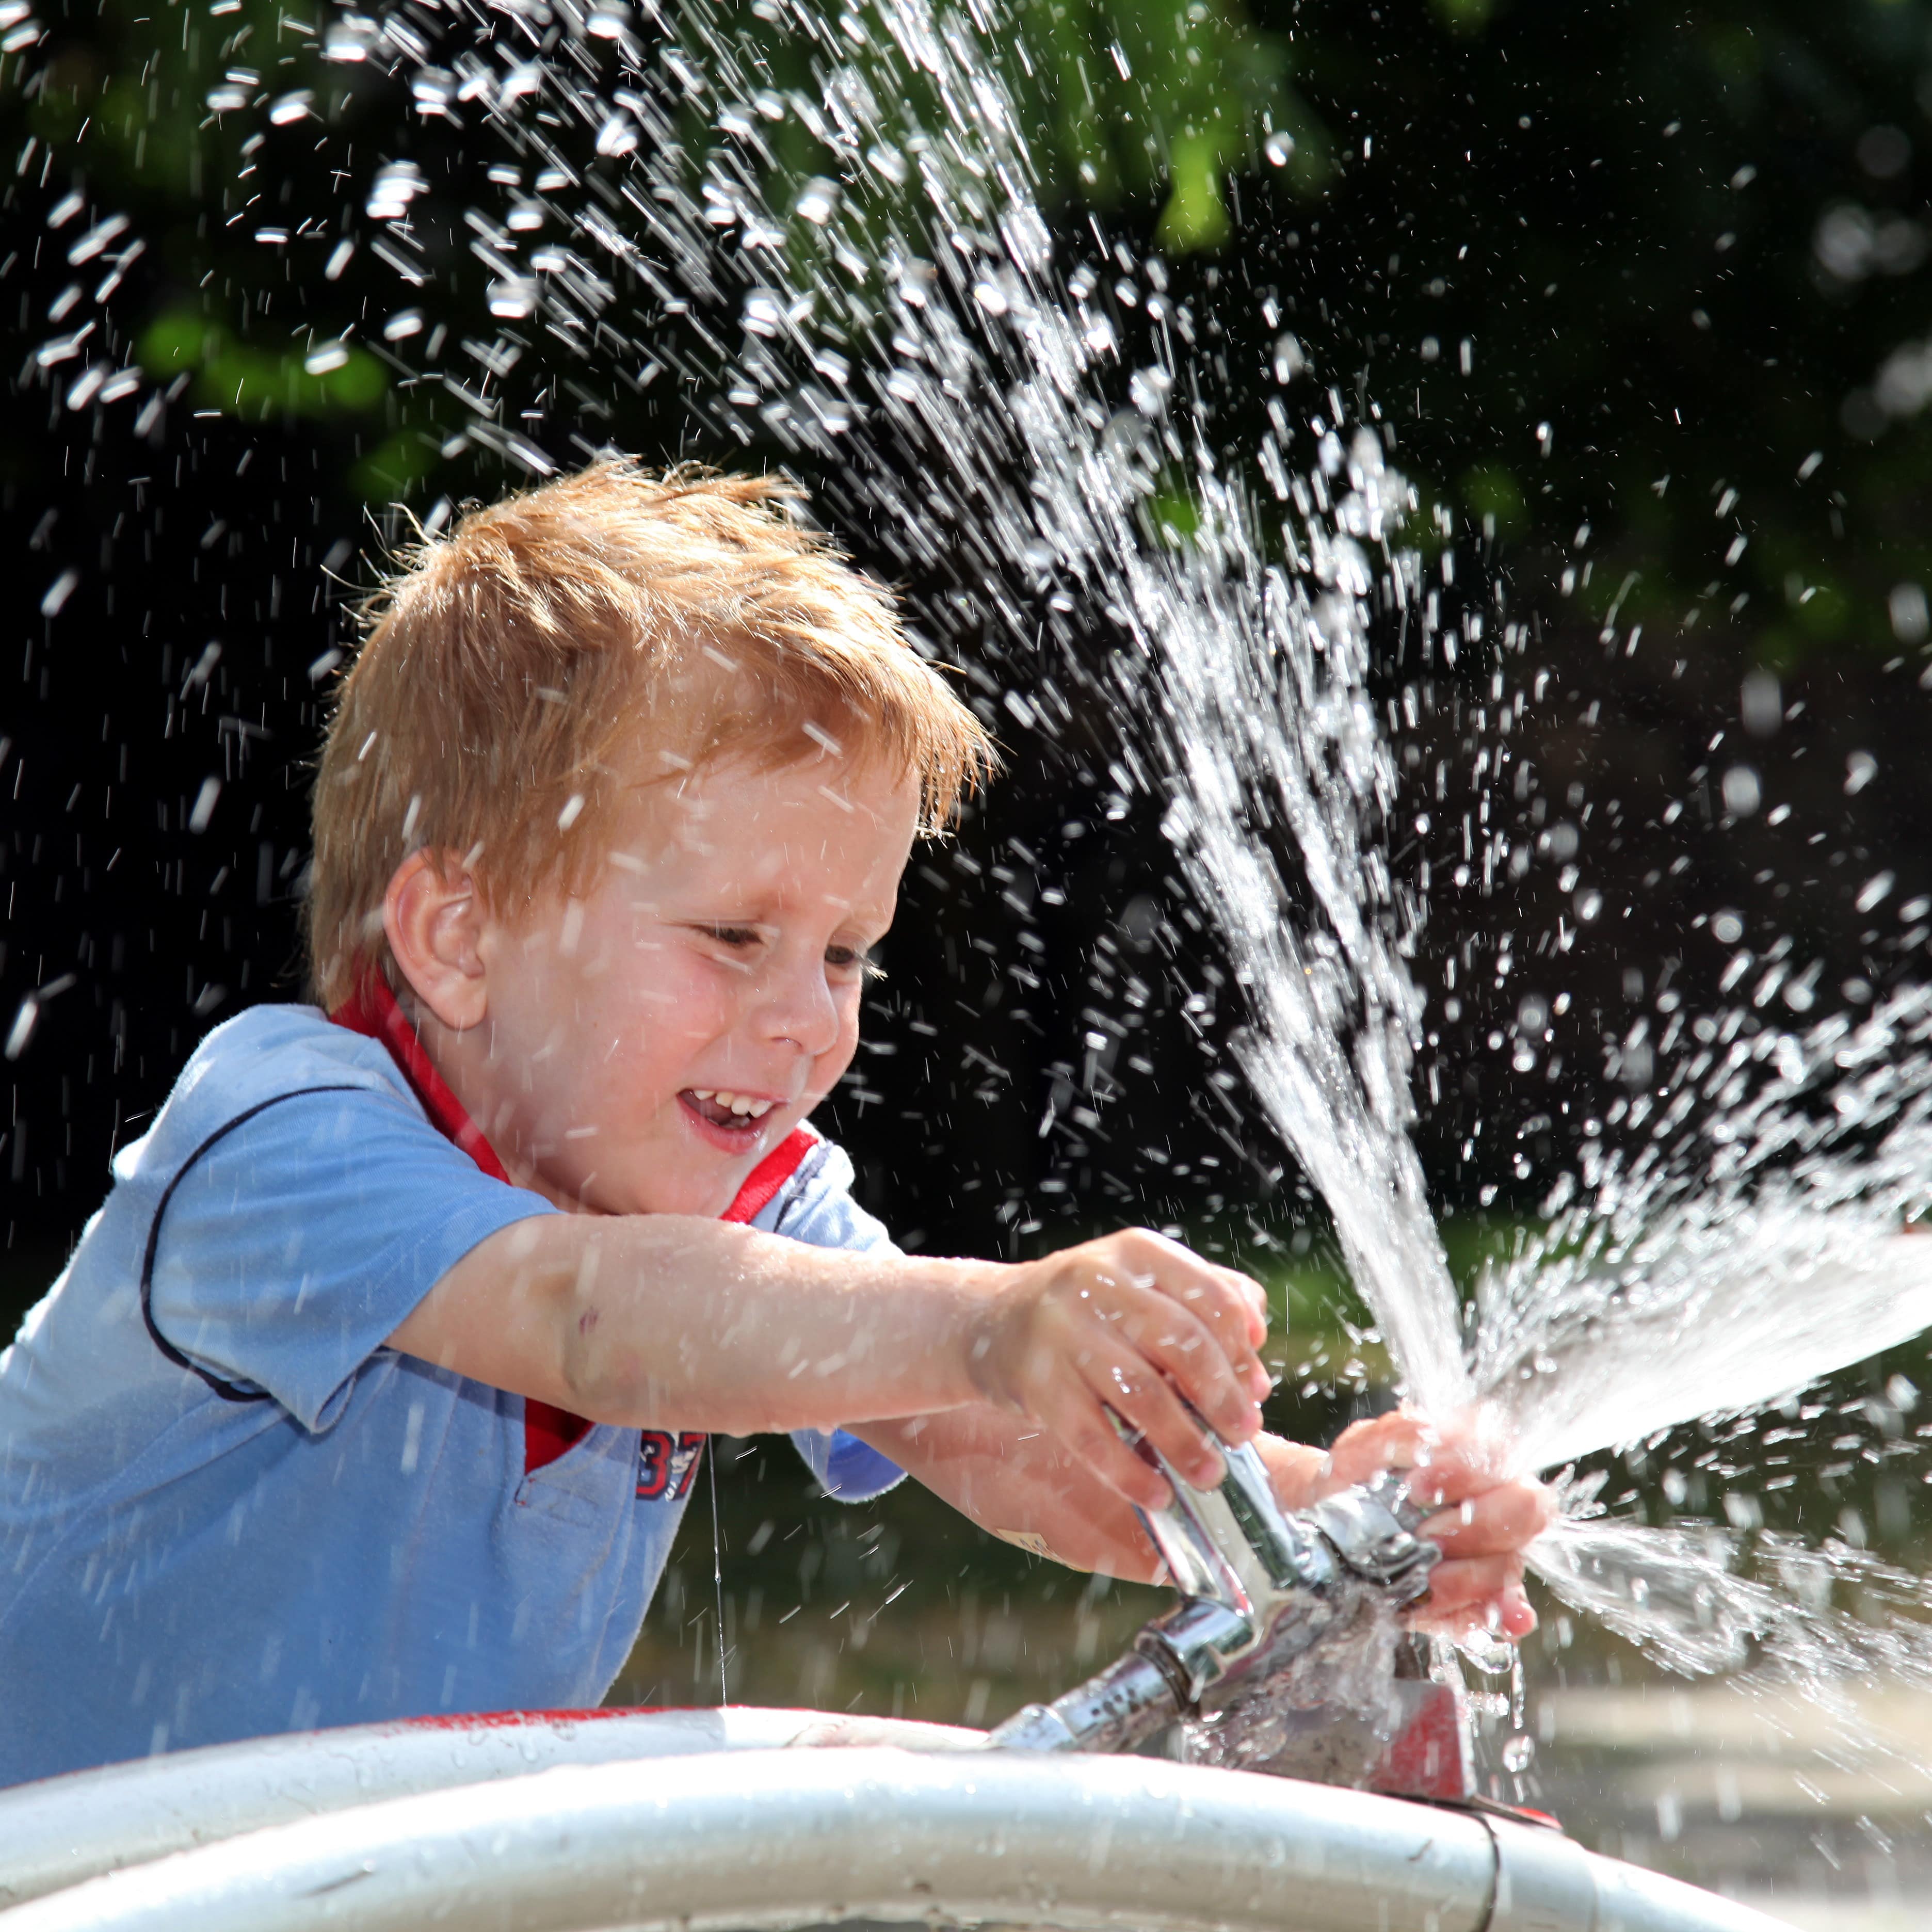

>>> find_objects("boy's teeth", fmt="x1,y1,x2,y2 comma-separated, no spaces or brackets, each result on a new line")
695,1089,776,1122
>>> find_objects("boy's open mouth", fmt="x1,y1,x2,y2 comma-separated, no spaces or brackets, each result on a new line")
681,1088,778,1134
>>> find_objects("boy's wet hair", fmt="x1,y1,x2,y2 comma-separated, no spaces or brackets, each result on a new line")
305,460,997,1011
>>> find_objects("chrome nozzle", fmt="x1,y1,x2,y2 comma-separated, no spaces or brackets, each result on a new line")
1128,1430,1436,1702
989,1424,1440,1762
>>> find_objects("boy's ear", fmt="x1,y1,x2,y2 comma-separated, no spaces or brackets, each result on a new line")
384,850,489,1032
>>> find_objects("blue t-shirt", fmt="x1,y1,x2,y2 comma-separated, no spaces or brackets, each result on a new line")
0,1004,901,1787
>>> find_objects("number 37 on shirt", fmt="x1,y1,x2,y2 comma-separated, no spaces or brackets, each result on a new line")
637,1429,706,1502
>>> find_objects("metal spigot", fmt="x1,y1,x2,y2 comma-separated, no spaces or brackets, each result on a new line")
989,1426,1440,1765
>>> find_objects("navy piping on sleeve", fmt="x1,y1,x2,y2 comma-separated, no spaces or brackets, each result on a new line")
139,1085,365,1404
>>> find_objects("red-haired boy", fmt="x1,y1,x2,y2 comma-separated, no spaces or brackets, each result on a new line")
0,464,1548,1785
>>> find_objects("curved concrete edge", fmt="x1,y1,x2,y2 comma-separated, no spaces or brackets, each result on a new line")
1579,1847,1800,1932
0,1747,1500,1932
0,1747,1789,1932
1487,1816,1786,1932
0,1708,981,1907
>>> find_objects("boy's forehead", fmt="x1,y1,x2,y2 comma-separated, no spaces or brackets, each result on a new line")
610,746,918,873
630,744,913,824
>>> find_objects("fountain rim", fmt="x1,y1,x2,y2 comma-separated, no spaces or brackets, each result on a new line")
0,1716,1786,1932
0,1705,979,1907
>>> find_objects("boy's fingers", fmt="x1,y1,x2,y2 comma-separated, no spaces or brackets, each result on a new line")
1418,1480,1556,1557
1119,1232,1269,1348
1313,1414,1428,1498
1082,1342,1230,1491
1328,1410,1533,1512
1409,1572,1537,1641
1198,1261,1270,1348
1416,1552,1525,1616
1043,1389,1174,1514
1495,1582,1537,1637
1404,1450,1498,1508
1118,1308,1264,1450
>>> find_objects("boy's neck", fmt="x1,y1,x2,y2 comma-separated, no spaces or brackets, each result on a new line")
333,975,585,1213
332,973,514,1184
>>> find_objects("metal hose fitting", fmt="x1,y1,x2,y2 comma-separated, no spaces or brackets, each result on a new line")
989,1438,1439,1762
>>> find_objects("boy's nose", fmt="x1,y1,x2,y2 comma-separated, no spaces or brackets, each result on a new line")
755,961,842,1058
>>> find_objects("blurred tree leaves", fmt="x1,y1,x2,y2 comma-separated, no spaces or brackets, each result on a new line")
138,306,385,414
15,0,1932,660
1198,0,1932,671
997,0,1327,248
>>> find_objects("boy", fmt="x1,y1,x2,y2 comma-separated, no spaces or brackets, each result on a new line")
0,463,1547,1788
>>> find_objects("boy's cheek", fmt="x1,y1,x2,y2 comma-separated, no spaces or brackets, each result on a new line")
807,1019,865,1102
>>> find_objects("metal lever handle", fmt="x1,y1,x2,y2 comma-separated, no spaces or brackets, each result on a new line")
1123,1409,1436,1608
1122,1419,1333,1623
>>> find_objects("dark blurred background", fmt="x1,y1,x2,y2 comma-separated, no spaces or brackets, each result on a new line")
8,0,1932,1304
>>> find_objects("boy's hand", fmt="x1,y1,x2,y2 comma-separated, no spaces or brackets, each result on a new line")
1262,1408,1554,1641
966,1229,1270,1513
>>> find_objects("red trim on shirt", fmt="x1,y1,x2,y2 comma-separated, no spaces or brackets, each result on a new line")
330,975,821,1475
721,1125,820,1224
332,975,510,1184
332,976,589,1468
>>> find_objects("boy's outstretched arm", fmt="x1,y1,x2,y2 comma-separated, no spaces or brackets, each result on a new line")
388,1219,1270,1514
855,1407,1168,1581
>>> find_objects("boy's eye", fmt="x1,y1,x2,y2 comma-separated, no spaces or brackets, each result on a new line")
701,925,762,949
826,944,882,978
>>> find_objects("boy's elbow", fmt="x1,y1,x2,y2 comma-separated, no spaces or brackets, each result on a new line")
556,1339,650,1426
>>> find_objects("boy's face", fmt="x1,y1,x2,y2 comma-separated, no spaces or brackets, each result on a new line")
472,748,920,1218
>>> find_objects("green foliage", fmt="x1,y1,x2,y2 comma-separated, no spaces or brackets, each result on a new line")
1145,485,1204,546
1459,463,1526,541
14,0,1932,670
349,430,440,501
1156,129,1234,252
1209,0,1932,669
1429,0,1496,31
138,307,385,418
1006,0,1328,239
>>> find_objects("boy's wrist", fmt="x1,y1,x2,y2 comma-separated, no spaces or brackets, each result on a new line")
910,1253,1015,1412
1254,1434,1329,1512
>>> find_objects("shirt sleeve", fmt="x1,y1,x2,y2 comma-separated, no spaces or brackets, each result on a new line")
765,1140,907,1503
144,1081,559,1432
790,1426,907,1500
